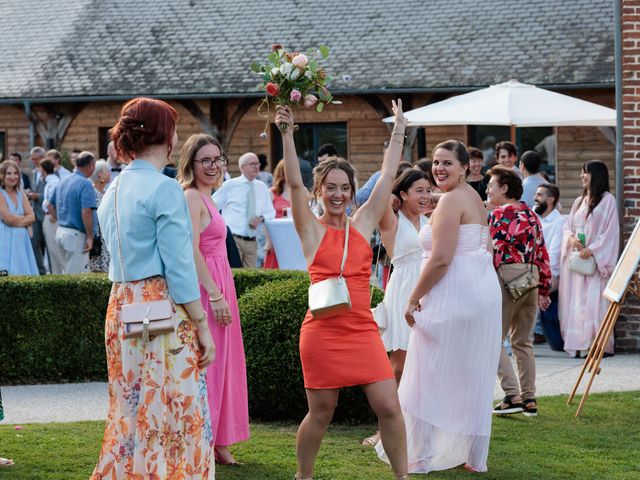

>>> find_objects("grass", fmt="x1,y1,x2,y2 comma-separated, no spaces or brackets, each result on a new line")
0,391,639,479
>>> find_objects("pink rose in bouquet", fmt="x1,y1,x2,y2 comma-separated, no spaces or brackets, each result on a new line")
292,53,308,68
304,94,318,108
290,89,302,102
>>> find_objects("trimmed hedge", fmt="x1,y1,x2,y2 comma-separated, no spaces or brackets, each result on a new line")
0,274,111,384
0,271,384,422
230,268,308,298
240,277,384,423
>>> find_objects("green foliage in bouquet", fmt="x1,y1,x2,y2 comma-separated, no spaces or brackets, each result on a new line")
252,44,341,136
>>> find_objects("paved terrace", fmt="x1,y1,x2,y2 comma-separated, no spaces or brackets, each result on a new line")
2,345,639,424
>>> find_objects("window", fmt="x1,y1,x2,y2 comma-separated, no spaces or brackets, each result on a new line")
271,122,348,167
467,126,554,177
0,132,5,161
98,127,111,160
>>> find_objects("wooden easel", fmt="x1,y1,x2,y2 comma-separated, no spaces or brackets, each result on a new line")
567,274,640,417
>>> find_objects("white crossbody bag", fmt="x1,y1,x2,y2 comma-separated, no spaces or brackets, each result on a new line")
308,218,352,318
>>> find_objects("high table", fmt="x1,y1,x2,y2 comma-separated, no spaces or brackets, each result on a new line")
264,218,307,271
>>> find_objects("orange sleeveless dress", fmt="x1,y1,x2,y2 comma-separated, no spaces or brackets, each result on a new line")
300,223,394,389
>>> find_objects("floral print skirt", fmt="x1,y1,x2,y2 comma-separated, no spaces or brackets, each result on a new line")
91,276,214,479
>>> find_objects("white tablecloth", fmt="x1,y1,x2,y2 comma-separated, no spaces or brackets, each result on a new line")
264,218,307,271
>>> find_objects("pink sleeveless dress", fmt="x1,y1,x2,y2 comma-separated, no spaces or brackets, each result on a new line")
199,193,250,447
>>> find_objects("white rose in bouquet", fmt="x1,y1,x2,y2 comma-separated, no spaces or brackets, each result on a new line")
279,62,294,75
289,68,301,80
271,67,280,76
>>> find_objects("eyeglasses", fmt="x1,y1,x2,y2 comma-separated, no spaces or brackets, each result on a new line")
244,162,260,167
194,156,227,169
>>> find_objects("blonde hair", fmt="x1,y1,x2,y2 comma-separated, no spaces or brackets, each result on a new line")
177,133,225,190
272,159,286,195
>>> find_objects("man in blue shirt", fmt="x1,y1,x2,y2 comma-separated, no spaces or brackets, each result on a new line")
49,151,96,274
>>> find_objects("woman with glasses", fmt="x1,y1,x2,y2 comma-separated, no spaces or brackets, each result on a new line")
178,134,250,466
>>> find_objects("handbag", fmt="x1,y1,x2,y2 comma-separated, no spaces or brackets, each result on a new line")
499,264,538,301
113,175,175,343
498,223,539,301
568,250,596,276
308,217,352,318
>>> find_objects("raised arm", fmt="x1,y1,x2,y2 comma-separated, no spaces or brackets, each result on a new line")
274,106,323,260
378,197,398,258
353,99,408,238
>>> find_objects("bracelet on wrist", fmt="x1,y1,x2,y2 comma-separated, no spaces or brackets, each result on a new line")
194,311,208,324
408,297,420,306
209,293,224,303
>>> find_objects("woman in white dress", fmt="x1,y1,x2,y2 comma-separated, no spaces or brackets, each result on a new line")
377,140,502,473
363,169,430,447
379,169,431,378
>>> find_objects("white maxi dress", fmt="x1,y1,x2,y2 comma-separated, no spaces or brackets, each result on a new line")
377,223,502,473
380,211,427,352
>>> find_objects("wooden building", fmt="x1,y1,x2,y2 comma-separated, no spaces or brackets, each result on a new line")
3,1,634,348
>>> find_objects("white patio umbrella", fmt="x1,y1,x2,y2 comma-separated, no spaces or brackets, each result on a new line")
383,79,616,127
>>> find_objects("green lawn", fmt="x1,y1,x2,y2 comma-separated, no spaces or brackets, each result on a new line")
1,391,639,479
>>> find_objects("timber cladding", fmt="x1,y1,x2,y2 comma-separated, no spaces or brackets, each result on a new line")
0,88,615,201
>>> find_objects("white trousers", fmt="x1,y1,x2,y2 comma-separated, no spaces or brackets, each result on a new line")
55,226,89,274
43,215,65,274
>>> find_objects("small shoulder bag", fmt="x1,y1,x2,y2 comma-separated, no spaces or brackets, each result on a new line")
308,218,352,318
498,220,539,302
113,175,175,342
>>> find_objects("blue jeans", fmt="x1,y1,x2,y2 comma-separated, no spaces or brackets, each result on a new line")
539,291,564,351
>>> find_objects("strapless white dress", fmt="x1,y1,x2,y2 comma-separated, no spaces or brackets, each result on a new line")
377,223,502,473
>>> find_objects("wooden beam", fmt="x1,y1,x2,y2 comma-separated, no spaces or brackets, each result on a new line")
223,97,259,152
177,99,220,140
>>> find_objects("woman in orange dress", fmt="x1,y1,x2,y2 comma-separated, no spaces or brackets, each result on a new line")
264,160,291,269
275,102,409,480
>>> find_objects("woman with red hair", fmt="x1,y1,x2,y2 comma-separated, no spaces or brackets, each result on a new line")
92,98,216,479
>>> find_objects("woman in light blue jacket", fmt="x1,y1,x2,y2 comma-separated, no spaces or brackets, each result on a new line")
92,97,216,480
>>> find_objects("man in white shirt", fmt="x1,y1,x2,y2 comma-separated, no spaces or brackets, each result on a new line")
520,150,547,207
46,149,72,180
533,183,566,351
213,152,276,268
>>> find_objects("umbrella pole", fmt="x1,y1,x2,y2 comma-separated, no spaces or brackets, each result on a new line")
510,125,516,144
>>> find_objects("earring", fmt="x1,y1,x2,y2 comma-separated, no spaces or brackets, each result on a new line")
459,175,464,183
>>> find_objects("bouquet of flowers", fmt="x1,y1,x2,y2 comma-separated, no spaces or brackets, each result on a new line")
252,43,341,135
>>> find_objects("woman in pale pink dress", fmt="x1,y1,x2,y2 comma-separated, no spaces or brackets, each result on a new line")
559,160,619,357
179,134,250,465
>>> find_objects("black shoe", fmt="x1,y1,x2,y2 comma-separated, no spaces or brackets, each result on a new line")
493,395,524,415
533,333,546,345
522,398,538,417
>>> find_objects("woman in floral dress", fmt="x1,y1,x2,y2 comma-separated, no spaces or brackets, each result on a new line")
92,97,216,479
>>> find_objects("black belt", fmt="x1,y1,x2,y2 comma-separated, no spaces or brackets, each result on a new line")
233,234,256,242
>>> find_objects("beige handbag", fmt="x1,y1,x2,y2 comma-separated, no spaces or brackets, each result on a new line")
308,218,352,318
499,264,538,301
568,250,596,276
113,175,175,342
